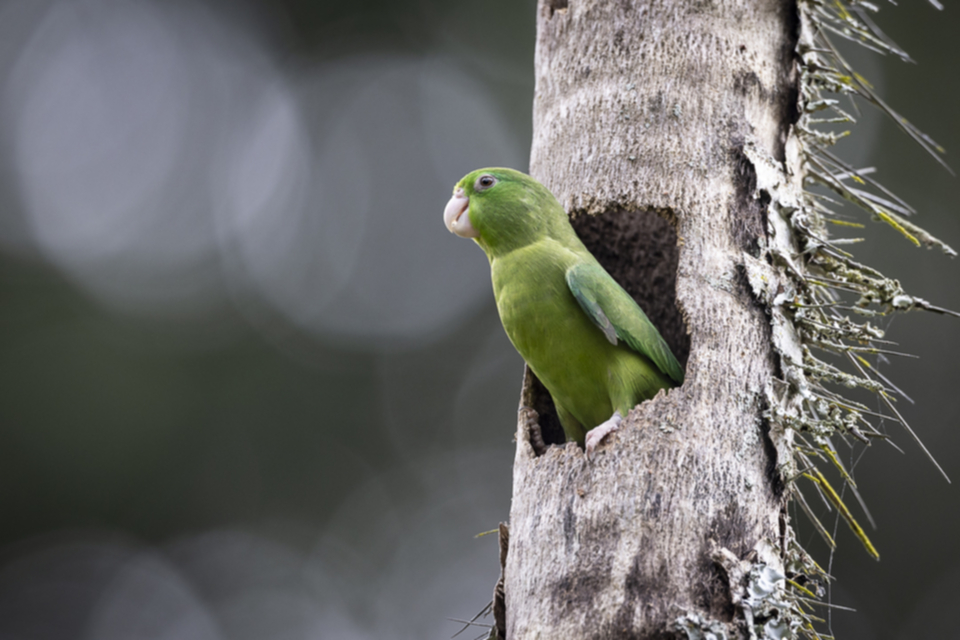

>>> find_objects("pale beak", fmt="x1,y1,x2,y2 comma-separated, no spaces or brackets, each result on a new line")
443,187,479,238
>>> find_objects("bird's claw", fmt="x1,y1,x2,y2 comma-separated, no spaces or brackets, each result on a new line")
585,411,623,459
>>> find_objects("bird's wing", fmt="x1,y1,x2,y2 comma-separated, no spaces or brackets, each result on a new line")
566,262,685,384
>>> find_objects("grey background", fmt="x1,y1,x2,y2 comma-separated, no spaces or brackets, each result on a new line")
0,1,956,638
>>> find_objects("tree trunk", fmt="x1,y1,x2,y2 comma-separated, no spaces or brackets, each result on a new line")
503,1,799,638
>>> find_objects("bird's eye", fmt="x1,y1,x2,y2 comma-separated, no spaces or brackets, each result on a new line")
475,174,497,191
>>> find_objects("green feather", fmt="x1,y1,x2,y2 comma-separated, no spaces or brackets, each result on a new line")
447,168,683,445
566,263,685,385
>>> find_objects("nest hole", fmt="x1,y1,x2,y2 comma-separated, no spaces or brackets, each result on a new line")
525,208,689,452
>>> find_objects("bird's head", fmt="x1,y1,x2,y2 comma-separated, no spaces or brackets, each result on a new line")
443,167,568,257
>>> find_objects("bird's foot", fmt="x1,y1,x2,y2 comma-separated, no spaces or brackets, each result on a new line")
585,411,623,459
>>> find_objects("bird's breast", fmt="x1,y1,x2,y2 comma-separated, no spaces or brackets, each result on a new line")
491,245,608,375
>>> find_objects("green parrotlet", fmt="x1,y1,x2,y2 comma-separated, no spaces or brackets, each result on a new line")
443,168,684,455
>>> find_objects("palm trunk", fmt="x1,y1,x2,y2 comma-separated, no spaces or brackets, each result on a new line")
502,1,800,637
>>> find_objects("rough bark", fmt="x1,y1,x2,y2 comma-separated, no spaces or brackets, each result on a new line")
504,1,799,638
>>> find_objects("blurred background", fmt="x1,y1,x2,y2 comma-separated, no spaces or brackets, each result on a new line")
0,1,955,638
